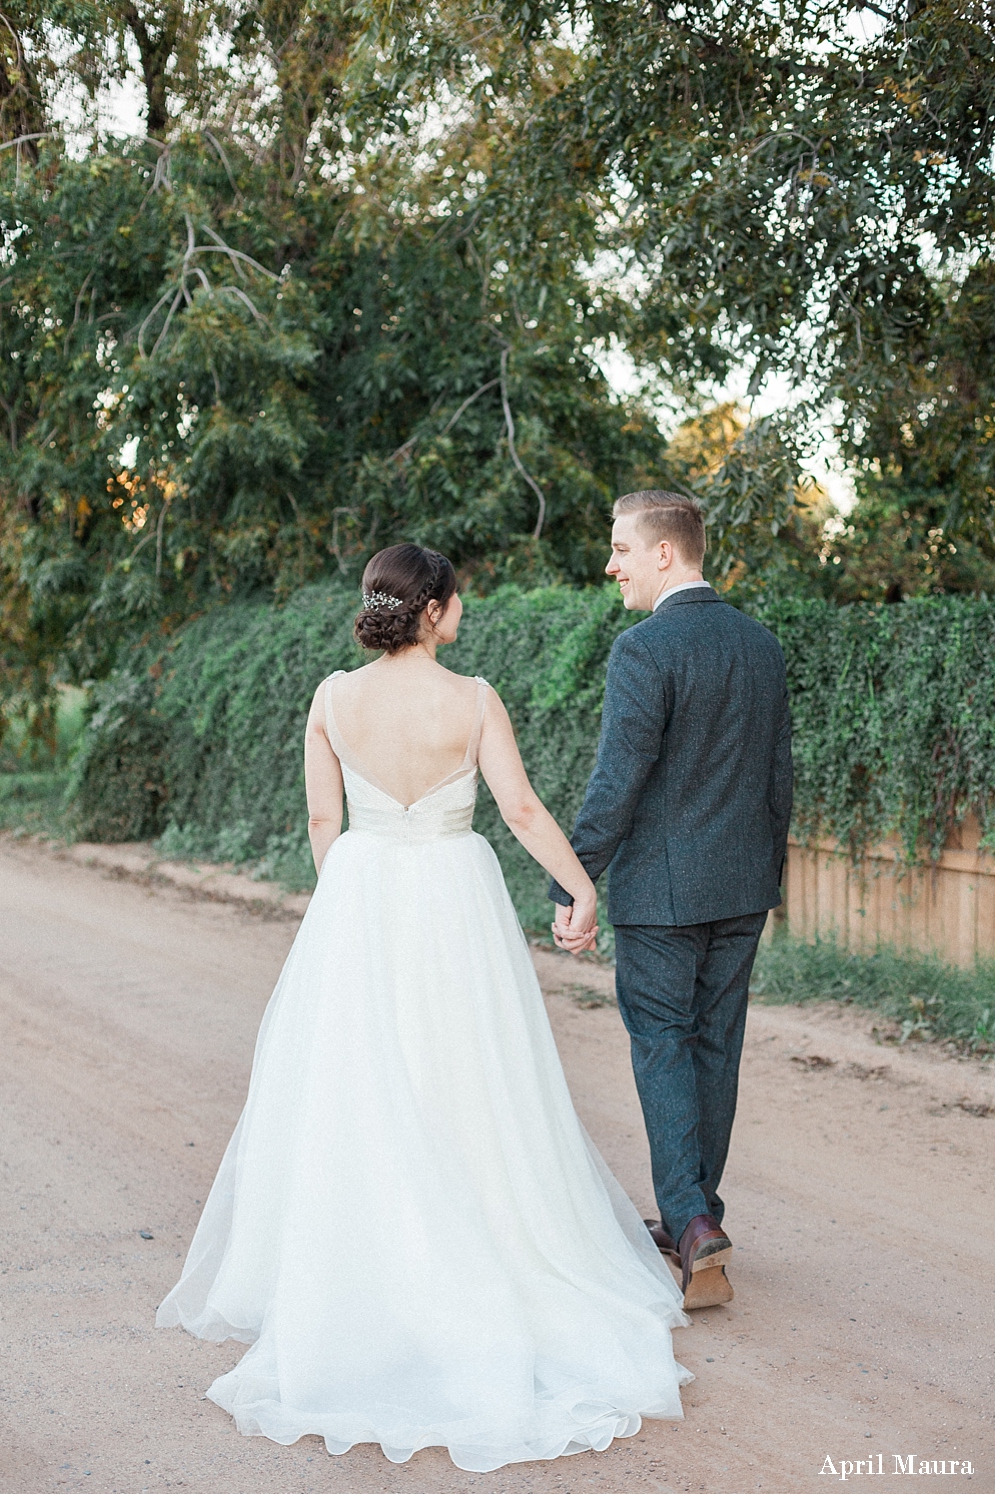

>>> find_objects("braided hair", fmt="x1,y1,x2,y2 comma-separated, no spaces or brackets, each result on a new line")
354,545,458,654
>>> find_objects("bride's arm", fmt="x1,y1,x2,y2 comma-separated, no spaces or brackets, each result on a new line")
477,688,598,947
304,682,344,874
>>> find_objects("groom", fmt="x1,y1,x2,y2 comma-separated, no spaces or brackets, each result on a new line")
550,491,792,1310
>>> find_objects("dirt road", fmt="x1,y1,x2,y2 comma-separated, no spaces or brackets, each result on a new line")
2,838,993,1494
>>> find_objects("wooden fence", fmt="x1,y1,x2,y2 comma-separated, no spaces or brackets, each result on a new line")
780,813,995,967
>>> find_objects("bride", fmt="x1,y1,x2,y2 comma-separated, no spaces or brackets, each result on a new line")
157,543,691,1472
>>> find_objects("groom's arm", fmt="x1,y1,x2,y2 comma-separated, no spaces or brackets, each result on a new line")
549,630,669,906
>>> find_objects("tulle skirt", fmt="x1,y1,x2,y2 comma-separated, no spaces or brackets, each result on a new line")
156,828,690,1471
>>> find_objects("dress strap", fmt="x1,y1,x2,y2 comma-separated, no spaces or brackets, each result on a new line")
465,677,489,765
322,672,350,760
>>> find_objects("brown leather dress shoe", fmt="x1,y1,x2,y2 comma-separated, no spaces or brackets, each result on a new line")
643,1219,680,1264
678,1214,734,1309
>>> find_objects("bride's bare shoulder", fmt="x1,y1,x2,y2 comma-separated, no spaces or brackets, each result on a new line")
313,662,375,693
433,663,484,695
308,664,372,720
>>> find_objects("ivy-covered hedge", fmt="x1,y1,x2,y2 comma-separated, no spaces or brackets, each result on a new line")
766,593,995,860
68,584,632,928
69,586,995,931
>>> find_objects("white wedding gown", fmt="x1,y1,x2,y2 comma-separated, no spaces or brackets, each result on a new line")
157,674,691,1472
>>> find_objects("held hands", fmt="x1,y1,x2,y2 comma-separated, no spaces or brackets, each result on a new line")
551,891,599,955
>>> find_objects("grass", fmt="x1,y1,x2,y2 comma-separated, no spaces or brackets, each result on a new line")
0,687,87,842
752,929,995,1055
0,770,73,838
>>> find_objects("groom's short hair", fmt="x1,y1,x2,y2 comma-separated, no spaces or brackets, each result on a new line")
613,491,707,567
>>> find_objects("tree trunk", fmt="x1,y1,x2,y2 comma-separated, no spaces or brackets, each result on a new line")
0,9,46,154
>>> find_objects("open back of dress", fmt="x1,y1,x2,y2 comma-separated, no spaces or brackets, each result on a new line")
323,671,488,809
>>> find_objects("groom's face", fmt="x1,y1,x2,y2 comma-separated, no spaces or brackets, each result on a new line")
606,513,665,611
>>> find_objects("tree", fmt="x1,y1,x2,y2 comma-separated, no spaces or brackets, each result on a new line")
366,0,995,576
0,116,669,723
13,0,995,740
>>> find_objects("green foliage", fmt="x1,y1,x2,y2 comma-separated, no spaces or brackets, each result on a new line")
0,684,87,838
439,583,632,933
68,583,633,924
2,0,859,738
501,1,995,399
6,2,995,746
816,481,995,605
845,256,995,560
371,0,995,571
70,586,995,942
752,930,995,1055
0,130,670,708
0,768,69,838
67,668,168,841
0,683,86,771
754,592,995,862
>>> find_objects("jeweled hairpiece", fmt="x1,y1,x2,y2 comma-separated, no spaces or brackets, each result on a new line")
362,589,404,611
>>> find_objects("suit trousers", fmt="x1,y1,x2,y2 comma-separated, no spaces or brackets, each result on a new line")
613,912,768,1244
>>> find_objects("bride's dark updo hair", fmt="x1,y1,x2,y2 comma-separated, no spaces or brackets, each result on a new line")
354,544,458,654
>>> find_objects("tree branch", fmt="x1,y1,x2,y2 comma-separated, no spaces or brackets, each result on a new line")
499,347,546,541
389,377,500,462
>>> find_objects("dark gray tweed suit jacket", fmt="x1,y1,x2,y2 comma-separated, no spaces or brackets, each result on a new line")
550,586,793,926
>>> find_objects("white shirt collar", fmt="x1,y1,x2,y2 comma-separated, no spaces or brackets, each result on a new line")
652,580,712,612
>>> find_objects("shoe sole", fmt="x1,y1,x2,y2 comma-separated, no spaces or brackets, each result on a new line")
683,1264,734,1310
690,1239,732,1274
